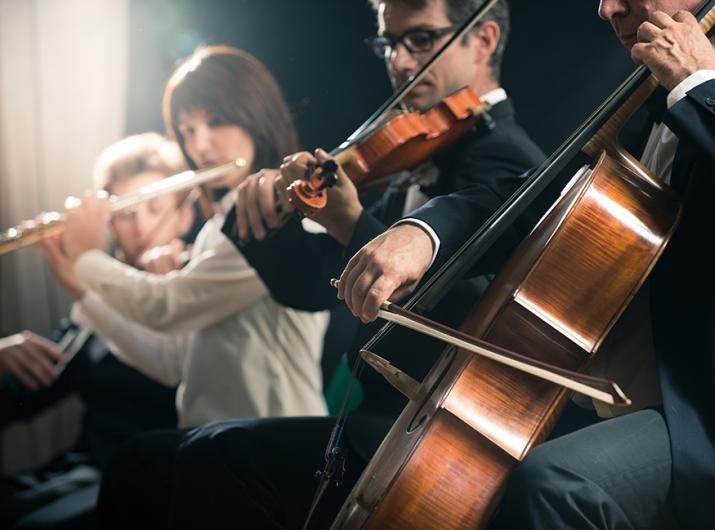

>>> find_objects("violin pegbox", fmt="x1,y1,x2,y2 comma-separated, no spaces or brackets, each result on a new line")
287,159,339,216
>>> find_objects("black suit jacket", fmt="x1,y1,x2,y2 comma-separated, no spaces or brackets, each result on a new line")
409,81,715,529
222,98,545,313
223,98,546,456
649,79,715,530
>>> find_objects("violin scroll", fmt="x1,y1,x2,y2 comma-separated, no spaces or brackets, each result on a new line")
287,160,339,216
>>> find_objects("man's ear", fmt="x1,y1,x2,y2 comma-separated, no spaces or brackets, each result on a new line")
472,20,500,67
177,204,196,237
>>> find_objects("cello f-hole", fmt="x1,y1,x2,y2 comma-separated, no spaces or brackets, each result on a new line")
407,346,457,433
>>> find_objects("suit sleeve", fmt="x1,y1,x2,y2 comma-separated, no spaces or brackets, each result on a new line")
664,79,715,160
409,130,545,273
222,200,392,311
224,105,547,307
222,209,342,311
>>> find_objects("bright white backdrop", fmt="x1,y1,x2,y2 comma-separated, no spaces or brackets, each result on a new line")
0,0,128,472
0,0,128,338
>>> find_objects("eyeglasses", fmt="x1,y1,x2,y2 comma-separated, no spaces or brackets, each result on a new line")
364,25,461,59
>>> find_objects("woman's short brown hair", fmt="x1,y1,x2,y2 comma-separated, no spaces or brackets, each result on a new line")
162,45,299,172
93,132,186,193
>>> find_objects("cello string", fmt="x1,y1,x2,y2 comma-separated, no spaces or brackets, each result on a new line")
302,0,503,525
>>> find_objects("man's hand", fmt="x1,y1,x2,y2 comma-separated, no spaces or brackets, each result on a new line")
337,223,435,322
36,234,88,300
281,148,362,246
633,10,715,91
139,239,188,274
0,332,67,390
235,168,291,241
62,192,111,261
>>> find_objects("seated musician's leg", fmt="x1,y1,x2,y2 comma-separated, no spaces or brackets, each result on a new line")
96,429,184,530
167,416,366,530
491,409,677,530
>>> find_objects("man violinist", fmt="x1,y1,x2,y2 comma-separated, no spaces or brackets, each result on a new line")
158,0,549,528
338,0,715,528
227,0,544,310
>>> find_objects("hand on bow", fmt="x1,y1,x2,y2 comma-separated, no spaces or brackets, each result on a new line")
337,223,434,322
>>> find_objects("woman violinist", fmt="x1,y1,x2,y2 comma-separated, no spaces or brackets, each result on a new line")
60,46,329,427
339,1,715,528
159,0,551,529
48,46,330,528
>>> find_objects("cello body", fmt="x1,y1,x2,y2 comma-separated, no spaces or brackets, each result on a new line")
332,150,680,529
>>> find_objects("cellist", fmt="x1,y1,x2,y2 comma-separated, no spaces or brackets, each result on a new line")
338,0,715,528
156,0,549,529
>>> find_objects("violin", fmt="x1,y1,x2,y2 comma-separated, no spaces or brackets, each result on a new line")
288,87,491,215
286,0,500,217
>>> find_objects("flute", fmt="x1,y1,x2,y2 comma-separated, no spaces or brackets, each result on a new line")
0,157,246,256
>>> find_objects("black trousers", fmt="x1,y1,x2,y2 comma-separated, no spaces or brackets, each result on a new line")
96,418,367,530
172,417,369,530
491,409,678,530
98,409,675,530
96,429,185,530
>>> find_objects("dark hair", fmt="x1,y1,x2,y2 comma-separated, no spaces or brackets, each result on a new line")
162,45,299,172
93,132,186,193
369,0,510,80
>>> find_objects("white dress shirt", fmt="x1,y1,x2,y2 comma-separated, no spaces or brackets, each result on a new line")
641,68,715,184
71,291,187,388
74,193,329,427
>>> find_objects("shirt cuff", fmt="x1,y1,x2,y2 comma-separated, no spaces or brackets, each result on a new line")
667,70,715,108
393,218,440,269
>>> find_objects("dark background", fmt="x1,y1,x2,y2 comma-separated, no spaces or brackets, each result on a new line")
124,0,638,384
125,0,635,157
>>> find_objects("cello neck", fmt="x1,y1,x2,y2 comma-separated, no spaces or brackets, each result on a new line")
582,75,659,160
582,75,660,184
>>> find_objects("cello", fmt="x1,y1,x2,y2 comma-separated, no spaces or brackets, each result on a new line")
326,2,715,528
